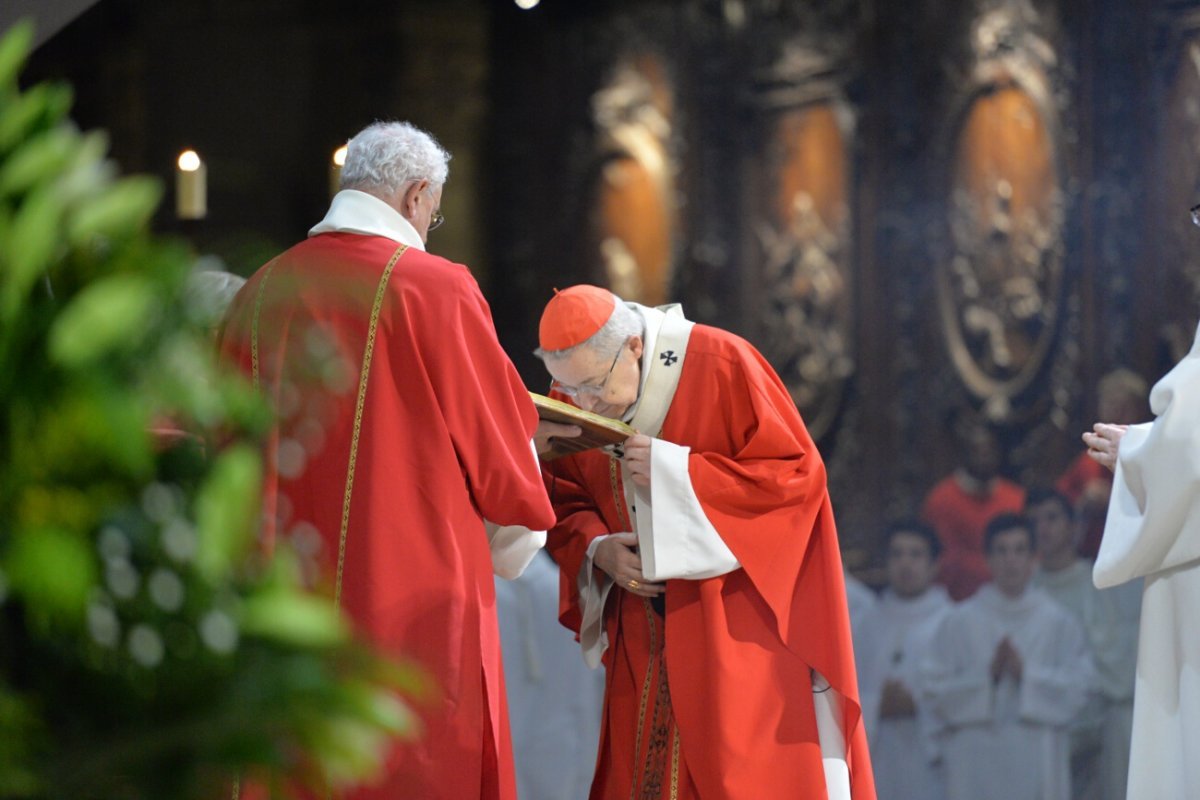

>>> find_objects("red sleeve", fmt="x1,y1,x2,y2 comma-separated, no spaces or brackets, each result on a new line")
542,457,612,634
405,267,555,531
671,339,872,798
677,344,835,646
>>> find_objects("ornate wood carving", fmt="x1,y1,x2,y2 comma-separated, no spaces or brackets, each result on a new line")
937,0,1068,419
585,55,678,307
746,46,855,440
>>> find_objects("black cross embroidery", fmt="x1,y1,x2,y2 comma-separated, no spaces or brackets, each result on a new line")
659,350,678,367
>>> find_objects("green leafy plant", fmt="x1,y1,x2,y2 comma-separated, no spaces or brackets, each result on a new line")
0,20,422,799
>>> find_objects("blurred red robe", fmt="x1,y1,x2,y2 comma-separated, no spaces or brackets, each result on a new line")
921,475,1025,601
544,315,875,800
220,227,555,799
1056,452,1110,558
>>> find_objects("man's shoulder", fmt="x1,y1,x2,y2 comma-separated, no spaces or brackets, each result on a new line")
273,235,483,307
925,596,976,643
393,246,477,286
687,323,756,357
921,475,960,505
1027,585,1083,618
992,477,1025,501
950,584,1008,620
679,324,773,381
1067,558,1098,582
298,233,468,273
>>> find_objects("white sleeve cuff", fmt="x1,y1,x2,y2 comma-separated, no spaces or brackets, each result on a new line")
485,522,546,580
576,535,615,669
485,439,549,579
636,438,740,581
813,671,851,800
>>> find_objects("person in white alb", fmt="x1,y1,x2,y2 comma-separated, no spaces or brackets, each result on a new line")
1026,486,1139,800
1083,318,1200,800
855,520,952,800
845,567,878,632
922,513,1093,800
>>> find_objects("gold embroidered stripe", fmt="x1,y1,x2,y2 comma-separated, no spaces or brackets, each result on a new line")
640,615,672,800
335,244,407,606
609,459,653,799
249,258,279,388
630,598,659,800
609,457,632,532
670,727,681,800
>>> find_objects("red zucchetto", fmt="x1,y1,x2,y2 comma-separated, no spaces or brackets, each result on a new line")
537,284,617,351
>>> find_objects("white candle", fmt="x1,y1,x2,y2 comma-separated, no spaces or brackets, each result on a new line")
176,149,207,220
330,145,348,197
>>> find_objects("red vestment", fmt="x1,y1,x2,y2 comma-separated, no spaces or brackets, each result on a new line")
219,232,555,799
544,324,875,800
920,475,1025,601
1056,452,1110,558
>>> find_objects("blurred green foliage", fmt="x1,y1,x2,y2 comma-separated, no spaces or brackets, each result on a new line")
0,20,422,799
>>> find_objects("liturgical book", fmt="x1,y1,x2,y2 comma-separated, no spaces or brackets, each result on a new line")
529,391,634,460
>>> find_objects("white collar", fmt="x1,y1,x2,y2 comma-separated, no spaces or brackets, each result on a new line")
621,303,658,423
308,189,426,251
622,301,683,424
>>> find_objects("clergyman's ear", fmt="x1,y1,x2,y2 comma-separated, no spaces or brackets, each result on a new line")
401,179,428,218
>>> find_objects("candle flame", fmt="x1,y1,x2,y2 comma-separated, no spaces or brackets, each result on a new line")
177,150,202,172
332,145,348,167
515,0,539,8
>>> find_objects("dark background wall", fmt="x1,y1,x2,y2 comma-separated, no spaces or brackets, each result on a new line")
16,0,1198,572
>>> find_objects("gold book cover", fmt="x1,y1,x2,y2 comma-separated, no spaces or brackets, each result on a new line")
529,391,635,460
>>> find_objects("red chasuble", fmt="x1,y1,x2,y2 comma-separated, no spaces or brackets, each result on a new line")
219,232,555,799
544,324,876,800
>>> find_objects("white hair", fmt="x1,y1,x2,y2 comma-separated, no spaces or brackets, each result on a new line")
536,295,645,362
1098,368,1147,404
339,121,450,195
184,265,246,329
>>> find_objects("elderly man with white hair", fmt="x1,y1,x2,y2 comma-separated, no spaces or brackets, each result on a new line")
219,121,556,800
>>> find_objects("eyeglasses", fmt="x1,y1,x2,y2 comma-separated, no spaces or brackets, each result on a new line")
1191,204,1200,228
550,338,628,399
423,185,445,232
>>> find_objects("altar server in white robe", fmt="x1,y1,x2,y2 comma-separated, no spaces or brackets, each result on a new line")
1026,486,1139,800
923,513,1094,800
1083,320,1200,800
495,550,605,800
856,520,952,800
845,567,877,633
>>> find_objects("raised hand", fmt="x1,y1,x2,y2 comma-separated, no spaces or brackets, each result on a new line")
1082,423,1128,472
623,434,653,487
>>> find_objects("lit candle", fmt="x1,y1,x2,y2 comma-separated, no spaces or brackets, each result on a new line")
330,144,348,197
176,149,207,220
